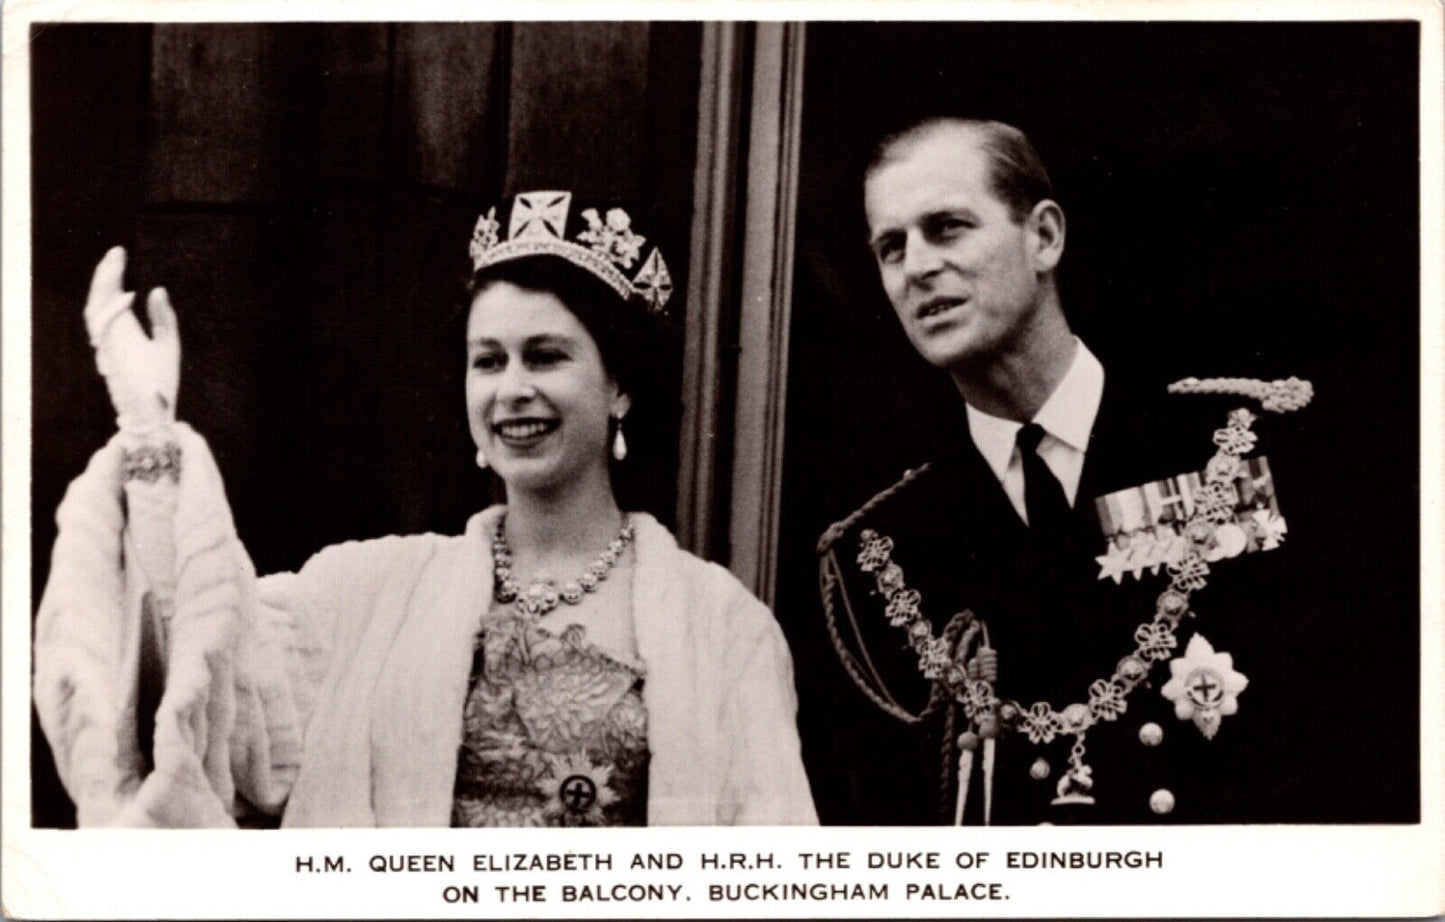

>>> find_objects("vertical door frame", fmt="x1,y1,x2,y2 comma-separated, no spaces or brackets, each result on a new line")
728,21,806,606
675,21,747,561
676,21,807,606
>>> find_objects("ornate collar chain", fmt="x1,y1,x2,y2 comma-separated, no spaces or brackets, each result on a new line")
845,376,1312,822
491,514,635,619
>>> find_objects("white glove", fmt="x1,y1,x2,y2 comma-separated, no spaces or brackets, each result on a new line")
83,246,180,435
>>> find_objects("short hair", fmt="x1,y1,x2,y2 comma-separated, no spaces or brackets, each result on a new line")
866,118,1055,223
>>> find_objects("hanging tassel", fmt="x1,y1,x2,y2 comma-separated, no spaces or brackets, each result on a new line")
982,738,996,826
955,731,978,825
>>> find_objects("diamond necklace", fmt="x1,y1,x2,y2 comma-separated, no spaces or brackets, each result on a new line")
491,514,635,618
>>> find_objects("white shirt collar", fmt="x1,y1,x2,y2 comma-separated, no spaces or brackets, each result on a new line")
965,338,1106,484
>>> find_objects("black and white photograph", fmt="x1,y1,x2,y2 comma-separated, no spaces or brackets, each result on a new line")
4,3,1442,918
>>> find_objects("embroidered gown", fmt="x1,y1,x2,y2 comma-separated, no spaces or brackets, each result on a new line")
451,612,649,827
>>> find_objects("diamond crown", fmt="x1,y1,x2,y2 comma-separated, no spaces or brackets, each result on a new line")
469,191,674,313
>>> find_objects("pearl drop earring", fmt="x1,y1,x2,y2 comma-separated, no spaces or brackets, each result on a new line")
612,414,628,461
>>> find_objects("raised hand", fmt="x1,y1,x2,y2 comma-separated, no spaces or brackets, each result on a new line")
84,247,180,434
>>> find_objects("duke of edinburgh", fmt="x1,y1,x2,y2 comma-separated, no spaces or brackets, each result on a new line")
815,117,1322,825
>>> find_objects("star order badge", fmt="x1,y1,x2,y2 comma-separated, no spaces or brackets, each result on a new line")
538,752,618,826
1161,634,1248,739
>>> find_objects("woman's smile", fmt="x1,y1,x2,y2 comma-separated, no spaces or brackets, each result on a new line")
492,416,560,447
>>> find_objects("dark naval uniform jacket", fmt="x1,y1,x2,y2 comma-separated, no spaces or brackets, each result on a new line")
812,374,1415,825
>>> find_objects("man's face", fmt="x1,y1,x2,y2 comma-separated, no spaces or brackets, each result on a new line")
864,130,1051,372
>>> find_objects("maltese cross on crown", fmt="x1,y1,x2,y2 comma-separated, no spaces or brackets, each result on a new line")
510,191,572,241
469,190,674,313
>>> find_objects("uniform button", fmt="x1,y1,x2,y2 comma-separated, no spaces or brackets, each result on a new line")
1150,788,1175,815
1139,722,1164,747
1029,757,1051,780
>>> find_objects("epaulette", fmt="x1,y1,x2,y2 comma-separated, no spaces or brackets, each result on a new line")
1167,376,1313,413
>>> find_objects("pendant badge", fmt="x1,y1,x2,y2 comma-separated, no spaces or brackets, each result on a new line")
1161,634,1248,739
1051,738,1096,807
1052,763,1096,806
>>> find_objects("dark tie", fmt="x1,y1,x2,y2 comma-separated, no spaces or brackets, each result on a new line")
1017,423,1072,534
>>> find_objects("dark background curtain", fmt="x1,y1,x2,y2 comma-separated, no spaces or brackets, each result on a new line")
777,22,1419,823
29,21,702,828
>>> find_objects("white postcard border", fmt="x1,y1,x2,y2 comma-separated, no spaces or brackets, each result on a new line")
3,2,1441,919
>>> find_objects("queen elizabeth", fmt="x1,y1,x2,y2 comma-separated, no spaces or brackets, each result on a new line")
34,191,817,828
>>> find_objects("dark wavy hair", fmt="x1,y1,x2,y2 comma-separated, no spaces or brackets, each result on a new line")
866,117,1055,224
464,255,679,514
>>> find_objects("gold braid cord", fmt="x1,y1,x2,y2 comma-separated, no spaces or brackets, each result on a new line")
818,464,938,723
